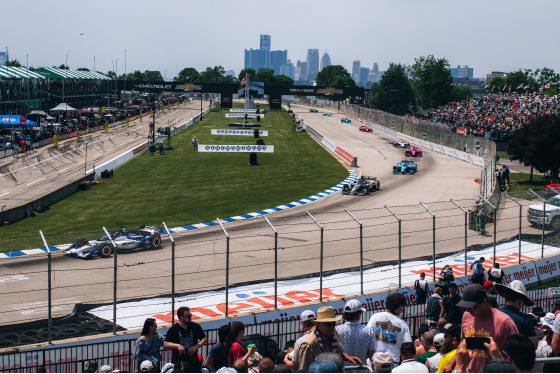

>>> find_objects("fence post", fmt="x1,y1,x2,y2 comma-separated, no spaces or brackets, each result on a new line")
345,209,363,295
307,211,324,301
480,196,497,260
384,206,402,288
529,189,546,258
420,202,436,282
163,222,175,324
263,216,278,309
504,194,523,264
450,200,468,276
103,227,118,335
39,231,52,344
217,218,230,316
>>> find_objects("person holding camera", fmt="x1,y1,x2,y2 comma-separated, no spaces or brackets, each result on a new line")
164,307,207,372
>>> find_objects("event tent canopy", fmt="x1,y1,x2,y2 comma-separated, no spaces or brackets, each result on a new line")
0,115,37,127
0,66,45,79
49,103,77,112
35,67,110,80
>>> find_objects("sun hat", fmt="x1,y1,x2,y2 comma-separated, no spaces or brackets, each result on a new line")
495,280,534,306
313,306,342,323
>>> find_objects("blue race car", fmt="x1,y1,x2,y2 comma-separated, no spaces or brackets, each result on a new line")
392,160,417,175
323,112,333,117
64,226,163,259
341,118,351,123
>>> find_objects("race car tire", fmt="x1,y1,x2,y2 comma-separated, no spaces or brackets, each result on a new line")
393,167,399,173
150,235,162,248
76,238,89,247
404,167,411,174
100,244,113,257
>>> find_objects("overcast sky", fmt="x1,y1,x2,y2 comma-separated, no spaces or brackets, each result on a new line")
4,0,559,80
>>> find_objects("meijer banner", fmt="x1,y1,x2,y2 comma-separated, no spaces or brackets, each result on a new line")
211,129,268,136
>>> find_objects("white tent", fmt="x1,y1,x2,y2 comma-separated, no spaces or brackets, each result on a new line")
49,103,77,112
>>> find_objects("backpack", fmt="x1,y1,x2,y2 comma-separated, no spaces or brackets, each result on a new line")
471,261,482,274
415,280,427,298
439,266,454,283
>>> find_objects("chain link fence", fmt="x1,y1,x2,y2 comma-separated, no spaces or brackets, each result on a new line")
1,188,559,349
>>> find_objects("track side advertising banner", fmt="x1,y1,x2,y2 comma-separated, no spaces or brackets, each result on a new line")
211,129,268,136
230,109,257,112
226,113,265,118
335,146,355,165
198,145,274,152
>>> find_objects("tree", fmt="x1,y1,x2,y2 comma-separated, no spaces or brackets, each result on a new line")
5,59,22,67
274,75,294,86
58,64,70,70
199,66,226,83
77,67,90,72
370,63,415,115
508,114,560,181
316,65,356,88
106,70,117,79
145,70,164,82
175,67,200,82
450,85,472,102
238,68,256,81
409,55,453,110
255,68,275,84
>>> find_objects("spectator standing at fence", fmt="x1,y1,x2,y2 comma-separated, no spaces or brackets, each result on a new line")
164,306,207,372
225,321,256,368
471,257,486,285
437,265,454,296
284,310,316,370
425,287,443,328
367,293,412,363
496,280,538,347
440,283,463,325
452,283,519,373
295,306,361,371
483,281,499,308
488,262,504,284
415,272,430,305
503,165,510,184
206,324,231,372
132,318,165,372
336,299,375,372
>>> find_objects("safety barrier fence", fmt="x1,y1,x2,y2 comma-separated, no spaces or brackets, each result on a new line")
1,287,559,373
0,187,557,349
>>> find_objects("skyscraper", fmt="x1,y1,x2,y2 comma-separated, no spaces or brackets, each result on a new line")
306,49,319,81
352,60,361,81
0,52,7,67
244,48,269,73
270,50,287,75
296,60,307,81
260,34,271,51
320,51,331,71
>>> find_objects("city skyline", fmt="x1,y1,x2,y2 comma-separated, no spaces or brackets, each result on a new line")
2,0,559,80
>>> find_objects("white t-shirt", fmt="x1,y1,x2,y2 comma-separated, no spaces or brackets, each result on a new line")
366,312,412,362
426,352,442,373
391,359,429,373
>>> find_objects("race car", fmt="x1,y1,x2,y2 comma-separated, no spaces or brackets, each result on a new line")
359,125,372,132
341,118,351,123
405,146,423,157
392,139,410,148
392,160,417,175
309,108,318,113
323,112,333,117
64,225,163,259
342,176,380,195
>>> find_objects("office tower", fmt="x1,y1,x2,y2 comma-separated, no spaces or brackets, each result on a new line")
279,59,295,79
359,67,370,84
450,65,474,79
244,48,269,72
352,60,361,81
373,63,379,75
306,49,319,81
320,51,331,71
0,52,7,66
270,50,288,75
296,60,307,81
260,34,271,51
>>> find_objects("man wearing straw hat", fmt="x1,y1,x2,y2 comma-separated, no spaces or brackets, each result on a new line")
292,306,361,371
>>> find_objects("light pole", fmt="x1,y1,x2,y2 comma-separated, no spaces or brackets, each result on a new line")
84,141,88,175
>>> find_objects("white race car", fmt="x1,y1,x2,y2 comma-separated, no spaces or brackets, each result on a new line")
392,139,410,148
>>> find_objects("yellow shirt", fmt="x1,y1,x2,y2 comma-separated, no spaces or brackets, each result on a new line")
437,349,456,373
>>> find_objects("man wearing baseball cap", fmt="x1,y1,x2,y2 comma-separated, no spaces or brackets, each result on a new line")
284,310,316,371
392,342,428,373
496,280,538,347
336,299,375,372
456,283,518,372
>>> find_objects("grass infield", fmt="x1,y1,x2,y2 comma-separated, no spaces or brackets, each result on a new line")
0,104,348,248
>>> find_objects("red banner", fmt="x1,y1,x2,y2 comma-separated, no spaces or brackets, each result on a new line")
456,127,467,135
335,146,354,165
20,116,26,125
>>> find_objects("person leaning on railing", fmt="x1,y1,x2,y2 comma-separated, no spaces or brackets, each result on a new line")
132,318,165,372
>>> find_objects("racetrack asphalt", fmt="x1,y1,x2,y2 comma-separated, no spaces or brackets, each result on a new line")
0,103,547,338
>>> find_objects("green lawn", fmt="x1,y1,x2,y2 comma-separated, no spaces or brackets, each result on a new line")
506,172,551,199
0,105,348,251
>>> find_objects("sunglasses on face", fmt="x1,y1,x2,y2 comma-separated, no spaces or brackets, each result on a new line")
182,314,192,319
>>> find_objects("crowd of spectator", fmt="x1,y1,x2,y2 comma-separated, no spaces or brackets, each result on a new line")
419,93,560,137
71,266,560,374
